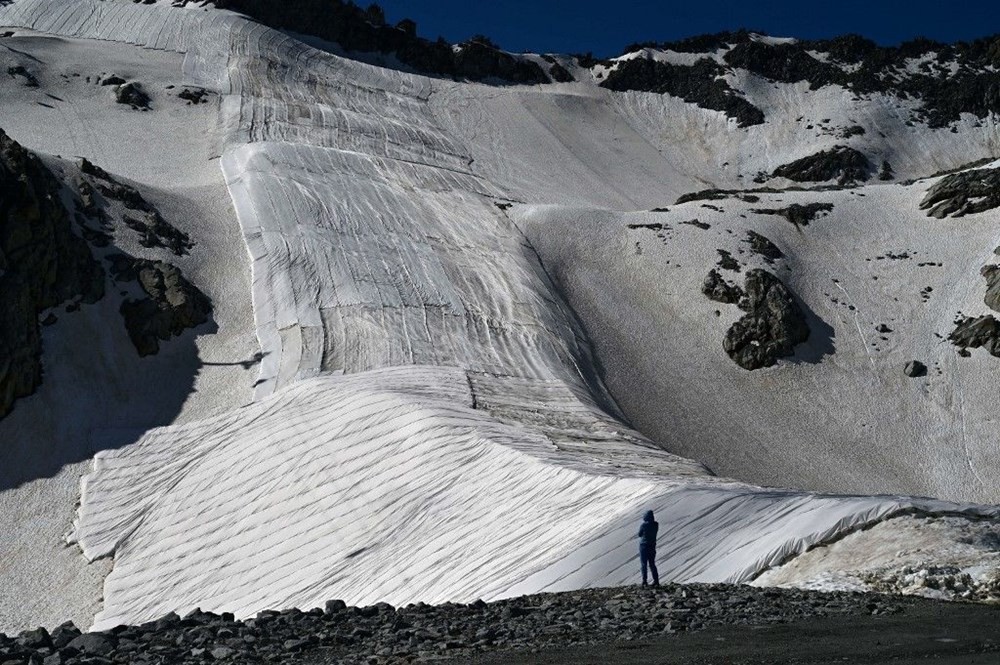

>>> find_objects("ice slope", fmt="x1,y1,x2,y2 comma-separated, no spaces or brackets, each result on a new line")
0,0,998,631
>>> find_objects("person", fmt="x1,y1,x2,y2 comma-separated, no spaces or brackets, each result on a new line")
637,510,659,587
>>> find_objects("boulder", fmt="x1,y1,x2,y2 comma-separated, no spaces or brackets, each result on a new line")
903,361,927,378
745,231,783,263
723,270,810,370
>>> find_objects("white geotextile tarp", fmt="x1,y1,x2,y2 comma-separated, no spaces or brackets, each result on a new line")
3,0,997,630
70,366,993,630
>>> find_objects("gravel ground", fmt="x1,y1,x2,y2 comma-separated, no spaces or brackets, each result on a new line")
5,583,998,665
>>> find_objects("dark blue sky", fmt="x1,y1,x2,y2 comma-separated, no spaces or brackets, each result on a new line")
373,1,1000,57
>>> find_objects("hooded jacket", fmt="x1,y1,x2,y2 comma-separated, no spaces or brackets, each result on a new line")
638,510,658,548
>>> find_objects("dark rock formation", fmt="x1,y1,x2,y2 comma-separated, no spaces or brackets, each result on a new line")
109,256,211,356
771,146,872,185
702,269,743,304
178,87,210,104
920,167,1000,218
724,40,846,90
0,129,105,418
723,269,810,370
949,315,1000,357
878,160,895,181
745,231,783,263
904,360,927,377
601,58,765,127
680,219,711,230
211,0,549,85
115,81,150,109
752,202,834,227
984,265,1000,313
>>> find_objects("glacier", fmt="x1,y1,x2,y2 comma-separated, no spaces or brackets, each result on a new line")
0,0,998,632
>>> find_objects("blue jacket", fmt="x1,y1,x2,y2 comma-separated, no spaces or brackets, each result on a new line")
638,510,658,548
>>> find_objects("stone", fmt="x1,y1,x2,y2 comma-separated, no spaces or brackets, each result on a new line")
66,634,115,656
50,623,81,649
325,600,347,614
17,628,51,649
903,361,927,377
723,270,810,370
949,315,1000,357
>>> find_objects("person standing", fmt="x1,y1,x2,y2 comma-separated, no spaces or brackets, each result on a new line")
638,510,659,587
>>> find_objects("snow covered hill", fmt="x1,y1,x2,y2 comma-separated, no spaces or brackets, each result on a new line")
1,0,999,633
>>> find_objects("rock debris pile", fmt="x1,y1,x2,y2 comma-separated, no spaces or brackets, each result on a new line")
0,585,919,665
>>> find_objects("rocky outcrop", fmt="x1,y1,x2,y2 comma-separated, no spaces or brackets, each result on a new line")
920,168,1000,218
0,129,105,418
211,0,549,85
723,269,810,370
702,269,743,304
601,58,765,127
745,231,783,263
771,146,872,186
983,264,1000,313
752,202,834,227
949,315,1000,357
109,256,211,357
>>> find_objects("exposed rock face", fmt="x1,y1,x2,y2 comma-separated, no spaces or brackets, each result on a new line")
110,256,211,357
771,146,872,186
752,202,834,227
920,168,1000,218
904,360,927,378
0,129,104,418
984,265,1000,313
949,315,1000,357
745,231,783,263
702,269,743,304
601,58,765,127
723,270,810,370
211,0,549,84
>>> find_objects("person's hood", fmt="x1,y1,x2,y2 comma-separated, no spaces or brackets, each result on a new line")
644,510,654,522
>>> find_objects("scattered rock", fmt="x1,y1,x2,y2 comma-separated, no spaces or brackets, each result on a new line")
177,87,210,104
752,202,834,227
921,167,1000,218
876,324,893,334
904,361,927,377
723,269,810,370
702,269,744,304
771,146,872,186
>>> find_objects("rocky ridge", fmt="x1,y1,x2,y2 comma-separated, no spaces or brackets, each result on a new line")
723,269,811,370
0,584,927,665
0,128,104,418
